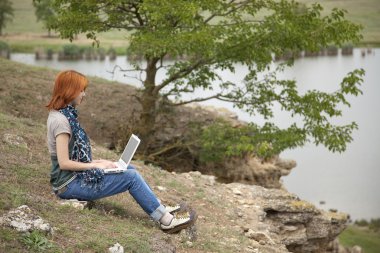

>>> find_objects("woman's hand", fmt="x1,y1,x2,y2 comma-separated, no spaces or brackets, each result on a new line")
92,159,117,169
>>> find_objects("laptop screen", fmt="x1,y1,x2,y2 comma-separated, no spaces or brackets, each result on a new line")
120,134,141,165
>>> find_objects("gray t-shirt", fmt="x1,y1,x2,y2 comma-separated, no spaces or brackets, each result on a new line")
46,110,72,155
47,110,76,189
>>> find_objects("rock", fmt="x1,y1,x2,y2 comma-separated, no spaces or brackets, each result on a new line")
232,188,243,196
108,243,124,253
156,186,167,191
259,188,348,253
219,155,297,189
1,205,52,233
245,229,274,245
351,245,363,253
189,171,202,177
246,246,259,253
200,174,216,186
59,199,88,210
2,133,28,148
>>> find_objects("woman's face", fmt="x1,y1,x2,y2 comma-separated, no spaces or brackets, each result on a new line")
72,90,86,107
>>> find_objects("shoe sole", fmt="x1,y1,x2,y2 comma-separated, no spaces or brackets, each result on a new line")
162,209,198,234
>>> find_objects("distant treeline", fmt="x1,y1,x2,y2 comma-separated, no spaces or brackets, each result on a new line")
354,218,380,232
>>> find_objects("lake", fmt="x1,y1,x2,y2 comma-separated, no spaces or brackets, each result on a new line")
10,49,380,220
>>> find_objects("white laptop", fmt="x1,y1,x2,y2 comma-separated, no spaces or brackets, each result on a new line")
104,134,141,174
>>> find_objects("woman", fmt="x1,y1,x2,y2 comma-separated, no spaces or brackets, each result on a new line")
46,70,196,233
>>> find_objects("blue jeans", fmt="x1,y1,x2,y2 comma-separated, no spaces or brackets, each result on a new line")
58,165,166,222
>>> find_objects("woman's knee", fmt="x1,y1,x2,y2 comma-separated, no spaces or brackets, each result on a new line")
127,164,136,170
122,168,139,180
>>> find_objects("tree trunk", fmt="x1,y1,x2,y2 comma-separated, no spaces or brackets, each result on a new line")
137,58,160,154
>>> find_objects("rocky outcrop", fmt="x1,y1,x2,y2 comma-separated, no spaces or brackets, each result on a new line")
224,183,348,253
218,155,296,188
261,191,348,252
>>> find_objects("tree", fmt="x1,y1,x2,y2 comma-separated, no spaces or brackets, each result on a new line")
33,0,56,37
49,0,364,157
0,0,14,36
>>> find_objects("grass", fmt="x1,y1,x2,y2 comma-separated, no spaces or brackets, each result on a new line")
1,0,379,54
339,225,380,253
2,0,130,54
21,231,55,252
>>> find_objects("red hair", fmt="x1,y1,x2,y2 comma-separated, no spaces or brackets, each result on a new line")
46,70,89,110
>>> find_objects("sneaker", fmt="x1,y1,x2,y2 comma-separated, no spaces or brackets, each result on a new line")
160,210,197,234
165,204,181,214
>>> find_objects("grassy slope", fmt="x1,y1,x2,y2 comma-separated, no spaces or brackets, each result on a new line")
339,225,380,253
1,0,379,53
2,0,129,53
0,58,253,252
0,113,155,252
300,0,380,44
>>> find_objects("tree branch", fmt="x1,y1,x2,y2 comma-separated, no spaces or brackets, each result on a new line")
204,0,251,24
170,94,222,106
155,59,210,93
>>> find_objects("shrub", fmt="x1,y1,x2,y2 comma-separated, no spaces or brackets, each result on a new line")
60,44,82,60
0,41,10,51
198,119,306,163
369,218,380,232
355,219,369,227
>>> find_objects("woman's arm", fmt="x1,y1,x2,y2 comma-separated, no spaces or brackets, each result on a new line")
56,133,116,170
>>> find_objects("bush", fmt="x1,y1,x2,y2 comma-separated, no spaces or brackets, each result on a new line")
83,46,96,60
198,119,306,163
326,45,338,56
0,41,10,59
0,41,10,51
355,219,369,227
59,44,82,60
369,218,380,232
354,218,380,232
342,44,354,55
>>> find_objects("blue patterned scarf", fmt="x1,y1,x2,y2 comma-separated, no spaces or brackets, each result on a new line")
59,105,104,191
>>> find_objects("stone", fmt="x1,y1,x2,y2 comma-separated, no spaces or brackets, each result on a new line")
281,225,298,232
351,245,363,253
232,188,243,196
59,199,88,210
246,245,260,252
108,243,124,253
189,171,202,177
3,133,28,148
245,229,274,245
1,205,52,233
201,174,216,186
156,186,167,191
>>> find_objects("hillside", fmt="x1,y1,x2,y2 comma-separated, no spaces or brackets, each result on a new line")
0,58,356,252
